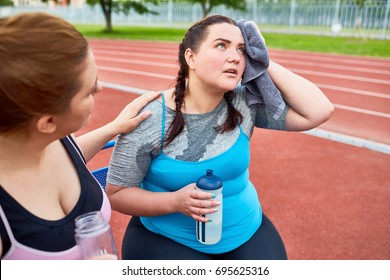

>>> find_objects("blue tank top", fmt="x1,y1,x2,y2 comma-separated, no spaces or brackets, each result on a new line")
140,93,262,254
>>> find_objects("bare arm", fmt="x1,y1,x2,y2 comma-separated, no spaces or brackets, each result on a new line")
247,22,333,131
106,183,219,223
268,61,334,131
75,91,161,162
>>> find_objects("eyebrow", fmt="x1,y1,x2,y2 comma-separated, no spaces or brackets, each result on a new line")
213,38,245,47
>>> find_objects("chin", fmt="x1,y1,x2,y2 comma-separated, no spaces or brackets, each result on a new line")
223,84,238,92
83,115,92,125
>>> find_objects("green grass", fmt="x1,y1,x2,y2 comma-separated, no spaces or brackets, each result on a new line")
75,24,390,58
263,33,390,58
76,25,187,42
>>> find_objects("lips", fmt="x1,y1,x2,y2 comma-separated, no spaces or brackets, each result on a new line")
224,68,238,75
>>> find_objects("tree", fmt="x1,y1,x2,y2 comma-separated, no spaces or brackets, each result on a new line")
0,0,13,5
41,0,70,6
185,0,246,17
87,0,159,32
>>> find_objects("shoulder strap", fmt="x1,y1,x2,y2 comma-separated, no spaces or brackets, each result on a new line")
160,92,165,152
63,135,86,164
0,205,15,252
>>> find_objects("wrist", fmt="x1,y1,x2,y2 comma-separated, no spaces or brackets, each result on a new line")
166,192,178,214
104,121,121,138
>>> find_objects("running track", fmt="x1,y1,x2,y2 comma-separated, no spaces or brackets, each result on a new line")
76,39,390,260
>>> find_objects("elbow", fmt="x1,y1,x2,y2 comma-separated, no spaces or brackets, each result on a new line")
106,183,140,215
310,85,335,125
320,101,335,124
105,183,115,199
286,101,334,131
309,101,334,129
105,183,123,212
324,101,335,121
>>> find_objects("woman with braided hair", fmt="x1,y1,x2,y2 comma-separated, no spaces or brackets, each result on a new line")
106,15,333,260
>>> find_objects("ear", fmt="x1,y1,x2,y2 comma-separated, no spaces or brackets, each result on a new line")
36,115,57,134
185,48,196,69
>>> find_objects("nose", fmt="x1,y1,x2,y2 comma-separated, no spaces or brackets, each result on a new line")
227,49,241,64
96,80,103,93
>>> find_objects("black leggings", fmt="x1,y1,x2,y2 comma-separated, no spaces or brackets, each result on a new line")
121,214,287,260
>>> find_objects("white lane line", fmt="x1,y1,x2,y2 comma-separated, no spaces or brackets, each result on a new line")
97,65,176,80
290,68,390,85
97,60,390,88
333,104,390,118
100,81,150,95
317,84,390,99
302,128,390,155
98,65,389,118
96,54,390,79
95,58,389,99
100,81,390,154
94,49,389,83
93,45,390,68
270,51,390,68
91,44,177,52
96,56,178,68
93,49,177,60
275,58,390,75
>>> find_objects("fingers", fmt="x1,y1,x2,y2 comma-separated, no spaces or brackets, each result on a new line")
121,91,160,118
176,184,221,222
192,208,217,223
132,91,161,108
191,189,215,200
188,203,218,223
193,204,218,215
189,190,220,222
119,111,152,134
144,90,162,100
131,111,152,123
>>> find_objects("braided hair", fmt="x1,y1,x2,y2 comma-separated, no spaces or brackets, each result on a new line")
164,15,243,146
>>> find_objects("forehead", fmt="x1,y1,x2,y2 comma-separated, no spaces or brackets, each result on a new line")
204,23,244,44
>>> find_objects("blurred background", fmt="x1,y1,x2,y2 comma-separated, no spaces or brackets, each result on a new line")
1,0,389,39
2,0,388,260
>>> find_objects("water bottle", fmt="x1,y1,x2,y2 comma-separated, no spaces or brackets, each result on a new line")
196,169,223,245
74,211,118,259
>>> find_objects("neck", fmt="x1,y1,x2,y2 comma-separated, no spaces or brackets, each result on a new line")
0,130,56,169
184,81,225,114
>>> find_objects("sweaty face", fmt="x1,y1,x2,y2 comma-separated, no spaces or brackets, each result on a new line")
188,23,246,94
58,50,102,134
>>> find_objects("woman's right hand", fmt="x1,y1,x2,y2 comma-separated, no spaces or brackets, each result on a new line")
172,184,220,223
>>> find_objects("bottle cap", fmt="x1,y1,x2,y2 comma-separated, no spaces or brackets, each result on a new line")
196,169,222,191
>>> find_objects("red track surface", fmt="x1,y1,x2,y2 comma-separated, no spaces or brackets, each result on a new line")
77,39,390,260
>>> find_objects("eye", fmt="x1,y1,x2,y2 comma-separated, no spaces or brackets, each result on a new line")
87,85,98,97
88,80,101,96
216,42,226,49
91,87,99,96
237,47,245,54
